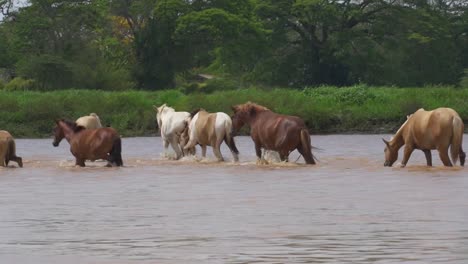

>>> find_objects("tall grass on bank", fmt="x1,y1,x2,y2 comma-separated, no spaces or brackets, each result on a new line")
1,86,467,138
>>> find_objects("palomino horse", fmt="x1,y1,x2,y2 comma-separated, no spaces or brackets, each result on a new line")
52,119,123,167
0,131,23,168
183,109,239,162
231,102,316,164
383,107,465,167
76,113,103,129
154,104,195,159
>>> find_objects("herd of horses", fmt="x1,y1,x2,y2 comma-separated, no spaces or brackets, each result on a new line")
0,103,466,169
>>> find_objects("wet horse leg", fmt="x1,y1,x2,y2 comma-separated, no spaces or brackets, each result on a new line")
279,151,289,162
163,138,170,157
422,149,432,166
255,143,265,164
10,156,23,168
460,147,466,166
400,145,415,168
169,136,183,160
201,145,207,159
213,138,224,162
75,158,86,167
438,146,453,167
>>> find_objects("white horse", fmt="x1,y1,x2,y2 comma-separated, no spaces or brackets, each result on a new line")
184,109,239,162
154,104,194,159
76,113,102,129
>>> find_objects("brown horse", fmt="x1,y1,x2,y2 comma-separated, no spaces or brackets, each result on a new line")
0,130,23,168
52,119,123,167
231,102,316,164
383,108,465,167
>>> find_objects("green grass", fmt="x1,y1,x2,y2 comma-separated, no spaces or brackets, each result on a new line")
1,85,467,138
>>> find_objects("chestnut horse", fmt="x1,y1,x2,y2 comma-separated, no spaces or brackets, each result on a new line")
231,102,316,164
383,108,465,167
0,130,23,168
52,119,123,167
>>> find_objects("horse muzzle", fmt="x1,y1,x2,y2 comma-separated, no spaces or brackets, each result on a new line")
52,141,59,147
384,161,392,167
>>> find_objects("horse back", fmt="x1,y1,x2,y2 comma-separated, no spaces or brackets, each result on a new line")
193,111,217,145
71,127,119,158
251,111,306,150
409,108,460,148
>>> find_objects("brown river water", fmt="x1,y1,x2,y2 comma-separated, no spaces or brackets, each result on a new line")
1,135,467,263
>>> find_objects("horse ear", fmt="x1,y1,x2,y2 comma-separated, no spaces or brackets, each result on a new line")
231,105,238,113
382,138,390,147
153,105,158,111
55,119,60,124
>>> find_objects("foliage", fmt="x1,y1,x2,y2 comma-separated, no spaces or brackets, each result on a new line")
0,0,466,90
0,86,467,137
3,77,36,91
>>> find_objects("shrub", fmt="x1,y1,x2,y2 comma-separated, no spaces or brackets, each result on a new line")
4,77,36,91
459,69,468,88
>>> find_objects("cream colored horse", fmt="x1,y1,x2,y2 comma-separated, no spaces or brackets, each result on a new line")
184,109,239,162
76,113,103,129
383,108,465,167
0,130,23,167
154,104,195,159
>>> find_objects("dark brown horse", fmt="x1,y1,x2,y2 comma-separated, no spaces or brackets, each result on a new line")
52,119,123,167
231,102,316,165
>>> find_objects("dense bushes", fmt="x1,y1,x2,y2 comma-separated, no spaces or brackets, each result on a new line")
0,86,466,138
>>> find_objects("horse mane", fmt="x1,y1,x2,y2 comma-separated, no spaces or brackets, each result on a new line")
391,114,413,143
233,102,270,114
60,119,86,132
190,108,205,118
160,105,175,113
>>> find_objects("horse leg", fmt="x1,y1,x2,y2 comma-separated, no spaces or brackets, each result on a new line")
438,146,453,167
170,137,183,160
460,147,466,167
280,151,289,162
213,141,224,162
163,139,170,157
255,144,266,165
75,158,86,167
11,156,23,168
224,136,239,162
201,145,207,159
400,145,415,168
422,149,432,167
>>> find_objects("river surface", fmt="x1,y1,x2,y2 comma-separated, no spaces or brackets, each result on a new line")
1,135,467,263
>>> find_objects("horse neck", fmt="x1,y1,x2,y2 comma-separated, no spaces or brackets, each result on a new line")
244,109,268,125
390,121,408,149
60,123,76,142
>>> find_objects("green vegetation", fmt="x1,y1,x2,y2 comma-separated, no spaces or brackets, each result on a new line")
1,86,467,138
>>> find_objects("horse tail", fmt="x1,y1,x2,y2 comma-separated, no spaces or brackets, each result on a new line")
450,116,464,165
224,120,239,155
110,136,123,166
5,138,13,165
300,129,316,165
6,138,22,167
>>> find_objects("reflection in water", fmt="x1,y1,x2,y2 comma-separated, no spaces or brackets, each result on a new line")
0,135,467,263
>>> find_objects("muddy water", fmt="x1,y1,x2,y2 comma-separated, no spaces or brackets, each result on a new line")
1,135,467,263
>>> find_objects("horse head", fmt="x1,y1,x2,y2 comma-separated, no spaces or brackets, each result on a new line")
52,119,66,147
53,119,84,146
231,102,269,132
382,138,398,166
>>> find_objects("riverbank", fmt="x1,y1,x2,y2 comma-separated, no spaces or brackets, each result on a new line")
1,86,466,138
